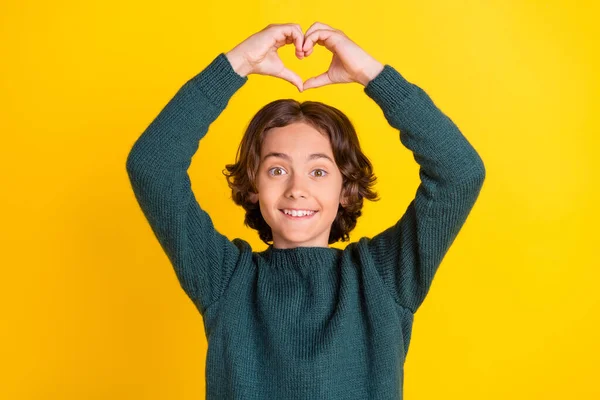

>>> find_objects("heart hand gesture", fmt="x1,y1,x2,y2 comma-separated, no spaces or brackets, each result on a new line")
225,22,384,92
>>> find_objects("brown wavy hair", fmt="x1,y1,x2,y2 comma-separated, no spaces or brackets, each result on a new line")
222,99,380,245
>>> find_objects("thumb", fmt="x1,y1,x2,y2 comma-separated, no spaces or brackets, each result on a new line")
275,67,304,92
303,71,333,91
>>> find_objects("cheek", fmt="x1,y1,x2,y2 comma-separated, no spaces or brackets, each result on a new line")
327,177,344,199
257,185,279,204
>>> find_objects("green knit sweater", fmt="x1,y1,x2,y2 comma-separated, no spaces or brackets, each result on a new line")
126,52,485,399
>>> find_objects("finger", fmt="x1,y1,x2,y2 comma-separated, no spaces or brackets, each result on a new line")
276,67,304,92
292,24,305,58
304,21,334,39
303,22,335,48
303,72,333,91
302,29,338,54
303,22,322,39
273,24,305,58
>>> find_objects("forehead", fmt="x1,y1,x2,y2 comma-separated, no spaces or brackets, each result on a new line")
261,122,332,155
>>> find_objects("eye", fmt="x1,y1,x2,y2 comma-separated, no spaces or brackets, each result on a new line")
267,167,328,177
311,168,328,178
268,167,286,176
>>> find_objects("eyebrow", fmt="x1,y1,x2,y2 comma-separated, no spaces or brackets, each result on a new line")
262,152,334,164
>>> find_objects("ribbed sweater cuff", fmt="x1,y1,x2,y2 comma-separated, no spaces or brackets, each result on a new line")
363,64,416,111
186,52,248,111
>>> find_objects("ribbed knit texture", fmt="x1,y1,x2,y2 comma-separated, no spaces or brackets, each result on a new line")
126,52,486,399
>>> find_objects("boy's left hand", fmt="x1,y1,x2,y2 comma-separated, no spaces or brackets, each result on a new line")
301,22,384,90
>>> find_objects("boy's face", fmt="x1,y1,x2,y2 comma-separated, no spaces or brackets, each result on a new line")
249,122,347,249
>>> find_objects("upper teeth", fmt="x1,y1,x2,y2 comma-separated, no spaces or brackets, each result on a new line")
283,209,315,217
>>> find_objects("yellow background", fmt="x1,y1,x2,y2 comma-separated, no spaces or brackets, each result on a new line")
2,0,598,398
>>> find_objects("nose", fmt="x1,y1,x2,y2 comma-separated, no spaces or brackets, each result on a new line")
285,172,309,199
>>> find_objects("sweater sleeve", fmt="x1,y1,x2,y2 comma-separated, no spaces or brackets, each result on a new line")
362,65,486,314
125,53,249,316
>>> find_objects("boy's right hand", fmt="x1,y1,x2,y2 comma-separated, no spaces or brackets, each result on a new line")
225,23,306,92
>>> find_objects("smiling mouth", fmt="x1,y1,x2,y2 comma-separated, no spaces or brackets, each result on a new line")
279,210,318,219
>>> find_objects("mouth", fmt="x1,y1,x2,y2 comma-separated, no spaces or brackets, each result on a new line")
279,209,318,220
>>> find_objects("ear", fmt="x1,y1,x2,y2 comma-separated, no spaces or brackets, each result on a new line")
249,191,258,204
339,191,349,208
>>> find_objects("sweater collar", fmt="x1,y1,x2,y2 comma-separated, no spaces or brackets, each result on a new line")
260,244,341,270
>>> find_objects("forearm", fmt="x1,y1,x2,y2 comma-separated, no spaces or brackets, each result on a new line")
364,65,485,183
126,53,248,172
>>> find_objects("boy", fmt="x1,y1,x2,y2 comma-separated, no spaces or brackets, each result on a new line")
126,22,485,400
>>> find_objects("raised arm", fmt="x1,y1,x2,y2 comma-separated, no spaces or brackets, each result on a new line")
362,66,486,313
125,53,248,316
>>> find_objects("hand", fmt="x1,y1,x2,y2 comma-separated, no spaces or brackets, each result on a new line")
225,23,306,92
301,22,384,90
